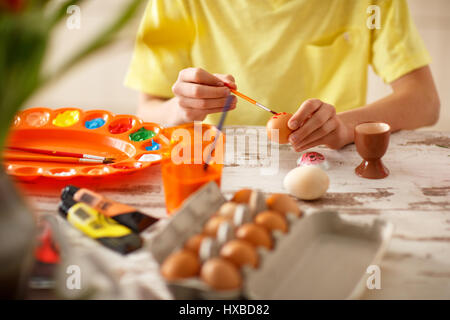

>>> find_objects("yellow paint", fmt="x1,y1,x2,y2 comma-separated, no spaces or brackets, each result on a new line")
52,110,80,127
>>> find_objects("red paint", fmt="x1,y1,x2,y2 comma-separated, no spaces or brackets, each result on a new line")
109,118,133,134
300,152,325,165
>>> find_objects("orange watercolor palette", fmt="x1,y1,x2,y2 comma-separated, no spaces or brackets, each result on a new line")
4,107,167,181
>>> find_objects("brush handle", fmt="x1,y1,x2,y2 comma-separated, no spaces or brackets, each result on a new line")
4,154,106,164
228,88,257,105
224,83,277,114
7,146,106,160
216,95,234,131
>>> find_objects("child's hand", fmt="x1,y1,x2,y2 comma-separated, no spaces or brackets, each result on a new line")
172,68,237,122
287,99,352,152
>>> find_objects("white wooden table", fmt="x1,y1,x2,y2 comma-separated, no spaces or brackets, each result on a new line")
24,128,450,299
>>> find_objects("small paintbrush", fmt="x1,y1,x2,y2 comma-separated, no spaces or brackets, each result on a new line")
4,154,114,164
6,146,114,162
203,95,234,171
224,83,278,114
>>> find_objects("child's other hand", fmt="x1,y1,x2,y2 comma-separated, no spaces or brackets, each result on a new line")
287,99,352,152
172,68,237,122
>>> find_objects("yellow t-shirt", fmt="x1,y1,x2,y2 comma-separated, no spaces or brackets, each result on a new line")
125,0,431,126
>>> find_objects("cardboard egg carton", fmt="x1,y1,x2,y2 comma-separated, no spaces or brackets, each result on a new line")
149,182,394,300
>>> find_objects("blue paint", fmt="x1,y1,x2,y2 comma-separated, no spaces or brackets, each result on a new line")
85,118,105,129
145,140,161,151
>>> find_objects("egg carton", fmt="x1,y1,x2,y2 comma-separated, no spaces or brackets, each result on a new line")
148,182,394,300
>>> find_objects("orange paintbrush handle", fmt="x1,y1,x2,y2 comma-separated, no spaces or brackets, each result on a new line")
223,83,277,114
6,146,112,160
228,88,257,105
4,153,108,164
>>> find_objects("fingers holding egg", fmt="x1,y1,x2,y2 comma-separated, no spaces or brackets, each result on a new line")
288,99,323,131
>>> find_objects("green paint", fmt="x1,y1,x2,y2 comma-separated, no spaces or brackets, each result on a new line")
129,127,156,142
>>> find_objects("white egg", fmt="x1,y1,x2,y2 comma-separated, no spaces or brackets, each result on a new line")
283,166,329,200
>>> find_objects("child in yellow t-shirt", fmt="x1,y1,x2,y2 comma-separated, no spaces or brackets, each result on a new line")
125,0,439,151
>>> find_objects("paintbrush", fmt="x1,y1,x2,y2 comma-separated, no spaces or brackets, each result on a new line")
203,95,234,171
4,154,114,164
224,83,278,114
6,146,114,162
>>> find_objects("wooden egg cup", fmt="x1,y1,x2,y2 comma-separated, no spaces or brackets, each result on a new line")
354,122,390,179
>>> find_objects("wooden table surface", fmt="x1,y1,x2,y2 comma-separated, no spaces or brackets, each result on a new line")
24,127,450,299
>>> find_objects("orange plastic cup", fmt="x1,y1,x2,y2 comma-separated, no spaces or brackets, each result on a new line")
160,123,224,215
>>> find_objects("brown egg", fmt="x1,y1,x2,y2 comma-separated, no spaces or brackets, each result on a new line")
266,193,303,217
161,249,201,280
218,202,238,219
203,215,231,237
235,223,272,249
184,234,206,254
220,239,259,268
266,112,293,144
255,211,288,233
201,258,242,290
231,189,252,203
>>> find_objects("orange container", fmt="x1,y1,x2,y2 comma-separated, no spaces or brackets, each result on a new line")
160,123,224,215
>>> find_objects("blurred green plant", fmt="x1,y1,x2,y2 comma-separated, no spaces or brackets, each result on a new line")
0,0,144,149
0,0,144,299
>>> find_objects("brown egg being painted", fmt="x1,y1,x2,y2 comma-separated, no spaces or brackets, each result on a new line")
266,112,293,144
